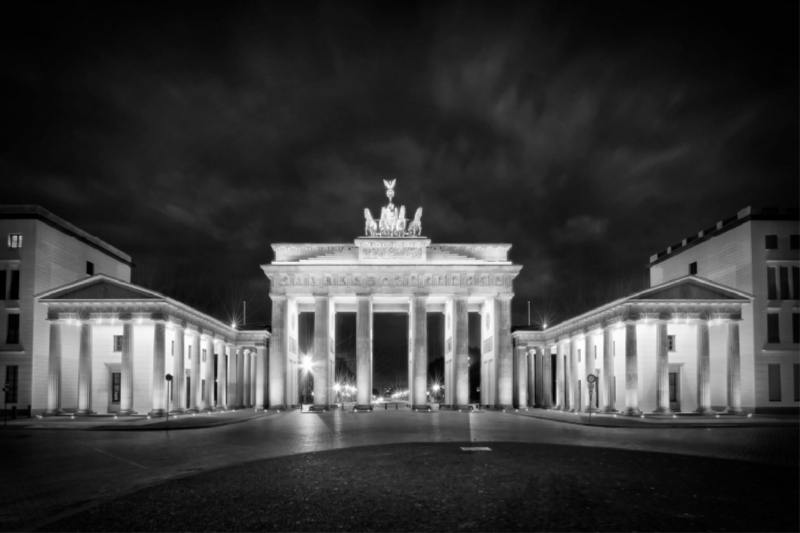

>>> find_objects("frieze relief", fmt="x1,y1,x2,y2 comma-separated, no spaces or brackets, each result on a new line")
275,272,512,289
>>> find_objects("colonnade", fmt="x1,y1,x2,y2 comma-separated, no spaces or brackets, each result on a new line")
44,317,268,416
512,319,744,415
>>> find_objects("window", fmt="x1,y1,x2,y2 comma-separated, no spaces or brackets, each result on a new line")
791,235,799,250
780,267,789,300
765,235,778,249
668,335,676,351
795,364,800,402
7,234,22,249
9,271,19,300
0,270,5,300
113,335,123,352
613,341,615,357
767,267,777,299
5,366,18,403
111,373,121,403
793,313,799,344
171,340,174,356
578,349,581,363
201,379,206,400
768,364,781,401
767,314,780,343
593,346,597,360
188,345,192,360
793,267,800,300
86,261,94,276
6,315,19,344
689,262,697,275
202,349,207,363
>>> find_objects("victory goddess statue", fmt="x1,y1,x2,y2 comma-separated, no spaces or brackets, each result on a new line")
363,179,423,238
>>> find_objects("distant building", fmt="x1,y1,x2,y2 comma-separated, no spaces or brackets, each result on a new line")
648,206,799,413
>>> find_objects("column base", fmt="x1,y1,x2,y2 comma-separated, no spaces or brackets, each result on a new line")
354,404,373,411
117,410,138,416
185,407,200,414
497,404,513,410
652,407,672,414
724,407,746,415
214,406,229,411
309,405,330,412
412,404,432,411
42,409,64,416
169,408,186,414
621,407,642,416
694,407,715,415
585,407,600,413
74,410,96,416
147,409,166,417
601,407,618,414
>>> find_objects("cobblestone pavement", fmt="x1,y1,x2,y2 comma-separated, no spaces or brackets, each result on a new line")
0,409,797,532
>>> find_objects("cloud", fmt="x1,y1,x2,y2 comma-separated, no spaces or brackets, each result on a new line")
552,215,609,245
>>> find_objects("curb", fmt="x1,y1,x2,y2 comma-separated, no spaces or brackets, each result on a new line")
511,411,800,429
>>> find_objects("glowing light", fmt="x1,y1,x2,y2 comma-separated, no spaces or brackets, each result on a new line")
542,323,547,329
301,356,313,372
231,322,236,329
333,383,341,393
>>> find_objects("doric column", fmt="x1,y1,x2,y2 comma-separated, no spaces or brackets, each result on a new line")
539,346,553,408
76,322,94,415
227,344,237,408
555,342,565,410
236,348,245,408
653,321,671,414
172,325,186,413
242,349,250,407
725,321,744,414
250,351,257,407
187,329,201,413
623,322,641,415
513,345,527,408
203,335,214,411
528,348,536,407
694,321,713,414
119,322,136,415
356,295,373,410
584,334,596,412
496,295,514,409
148,321,166,417
219,342,230,409
45,321,64,416
255,341,268,409
312,295,331,410
269,296,286,409
411,294,428,410
568,338,578,412
601,326,617,412
453,296,470,409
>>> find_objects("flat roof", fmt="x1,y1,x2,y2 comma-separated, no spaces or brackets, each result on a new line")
0,205,133,266
648,205,799,267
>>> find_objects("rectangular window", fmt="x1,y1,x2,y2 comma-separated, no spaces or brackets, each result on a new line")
0,270,5,300
668,335,676,351
765,235,778,249
578,349,581,363
202,349,206,363
668,373,677,402
594,346,597,360
111,373,121,402
793,267,799,300
113,335,123,352
613,341,615,357
767,314,780,344
5,365,18,403
767,267,777,299
768,364,781,401
794,364,800,402
201,379,206,400
791,235,799,250
86,261,94,275
171,340,174,356
7,234,22,249
689,262,697,275
6,315,19,344
9,271,19,300
780,267,789,300
793,313,799,344
188,346,191,360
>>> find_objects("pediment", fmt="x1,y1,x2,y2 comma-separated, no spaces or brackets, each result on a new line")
632,278,749,301
39,276,164,301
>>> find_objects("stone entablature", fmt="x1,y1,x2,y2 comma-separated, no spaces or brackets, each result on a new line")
270,241,513,264
355,237,429,262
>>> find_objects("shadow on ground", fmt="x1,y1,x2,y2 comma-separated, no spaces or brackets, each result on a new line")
38,442,799,532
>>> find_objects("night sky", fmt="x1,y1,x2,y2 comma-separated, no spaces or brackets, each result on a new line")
2,1,798,335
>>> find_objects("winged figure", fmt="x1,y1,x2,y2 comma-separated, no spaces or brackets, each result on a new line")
383,179,396,190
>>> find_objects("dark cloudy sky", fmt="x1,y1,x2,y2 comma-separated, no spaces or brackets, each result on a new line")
2,1,798,329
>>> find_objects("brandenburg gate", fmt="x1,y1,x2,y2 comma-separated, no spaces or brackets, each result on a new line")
261,181,522,411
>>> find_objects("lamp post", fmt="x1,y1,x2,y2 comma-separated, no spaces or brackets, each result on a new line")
165,373,173,433
301,356,312,405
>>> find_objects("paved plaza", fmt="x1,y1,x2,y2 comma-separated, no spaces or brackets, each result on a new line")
0,409,797,531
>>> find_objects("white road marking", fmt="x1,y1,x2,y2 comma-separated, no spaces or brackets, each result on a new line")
92,448,148,469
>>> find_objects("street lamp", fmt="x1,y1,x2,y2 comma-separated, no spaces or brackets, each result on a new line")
301,355,312,404
433,383,441,401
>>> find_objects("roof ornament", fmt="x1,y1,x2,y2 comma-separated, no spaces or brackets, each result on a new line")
363,180,423,237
